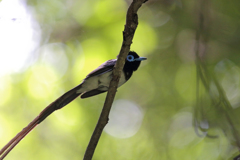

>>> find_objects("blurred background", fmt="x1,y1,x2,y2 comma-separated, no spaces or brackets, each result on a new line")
0,0,240,159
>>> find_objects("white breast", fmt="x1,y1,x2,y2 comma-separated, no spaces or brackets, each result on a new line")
76,71,126,94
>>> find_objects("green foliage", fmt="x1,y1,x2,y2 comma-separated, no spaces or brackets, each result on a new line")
1,0,240,159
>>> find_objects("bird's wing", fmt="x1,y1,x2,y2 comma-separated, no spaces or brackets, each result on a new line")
86,59,116,78
80,89,106,99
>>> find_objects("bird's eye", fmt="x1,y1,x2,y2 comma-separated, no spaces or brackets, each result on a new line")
127,55,135,62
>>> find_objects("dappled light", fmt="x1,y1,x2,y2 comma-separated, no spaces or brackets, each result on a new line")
0,0,240,159
0,0,41,76
0,76,12,106
215,59,240,108
104,99,143,138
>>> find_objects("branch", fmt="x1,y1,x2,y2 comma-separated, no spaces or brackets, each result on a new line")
194,0,240,158
83,0,147,159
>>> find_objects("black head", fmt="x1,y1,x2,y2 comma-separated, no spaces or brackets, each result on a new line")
124,51,147,71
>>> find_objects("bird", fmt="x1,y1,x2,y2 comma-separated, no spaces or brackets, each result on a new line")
0,51,146,159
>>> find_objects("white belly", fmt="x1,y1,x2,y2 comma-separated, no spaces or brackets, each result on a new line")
76,71,126,94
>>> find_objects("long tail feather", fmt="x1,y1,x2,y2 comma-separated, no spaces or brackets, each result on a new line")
0,85,82,160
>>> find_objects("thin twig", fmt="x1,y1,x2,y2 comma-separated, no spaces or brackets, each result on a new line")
83,0,147,160
194,0,240,157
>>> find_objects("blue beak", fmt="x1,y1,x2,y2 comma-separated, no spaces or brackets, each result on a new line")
134,57,147,61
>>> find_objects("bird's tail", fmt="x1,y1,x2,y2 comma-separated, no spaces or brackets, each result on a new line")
0,85,82,160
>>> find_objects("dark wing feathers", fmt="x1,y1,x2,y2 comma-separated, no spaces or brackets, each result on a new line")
86,59,116,78
81,89,107,98
80,59,116,98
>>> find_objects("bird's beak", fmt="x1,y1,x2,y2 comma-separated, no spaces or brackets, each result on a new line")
134,57,147,61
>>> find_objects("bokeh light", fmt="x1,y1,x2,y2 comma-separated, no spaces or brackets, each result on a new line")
104,99,143,138
0,0,240,159
0,0,41,76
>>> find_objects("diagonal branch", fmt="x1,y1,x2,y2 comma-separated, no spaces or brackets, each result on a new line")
83,0,148,160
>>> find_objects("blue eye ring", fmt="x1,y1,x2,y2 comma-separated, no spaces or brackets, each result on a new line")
127,55,135,62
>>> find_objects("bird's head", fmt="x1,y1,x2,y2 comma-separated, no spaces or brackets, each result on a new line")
124,51,147,71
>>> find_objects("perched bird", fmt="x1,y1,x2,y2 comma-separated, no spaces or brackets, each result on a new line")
0,51,146,159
